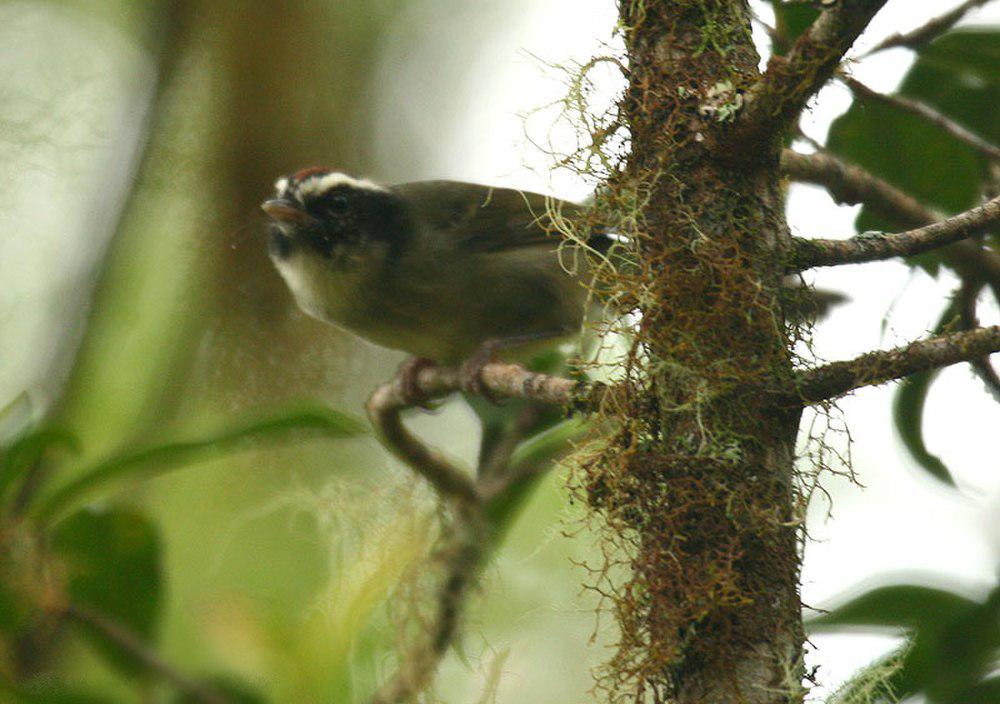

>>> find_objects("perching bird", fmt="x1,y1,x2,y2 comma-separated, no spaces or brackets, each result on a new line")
261,168,607,393
261,168,841,396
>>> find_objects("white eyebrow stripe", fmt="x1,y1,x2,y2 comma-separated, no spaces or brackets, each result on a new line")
294,172,387,199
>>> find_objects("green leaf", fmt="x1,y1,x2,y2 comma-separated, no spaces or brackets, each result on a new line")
892,371,953,485
891,296,963,486
812,582,1000,704
485,416,591,527
170,677,267,703
918,585,1000,704
51,507,162,677
828,643,915,704
962,677,1000,704
0,676,115,704
827,30,999,271
33,405,366,525
770,2,820,56
0,428,79,505
806,584,979,632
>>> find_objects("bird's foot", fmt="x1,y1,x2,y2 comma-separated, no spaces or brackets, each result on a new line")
460,339,503,404
395,356,438,409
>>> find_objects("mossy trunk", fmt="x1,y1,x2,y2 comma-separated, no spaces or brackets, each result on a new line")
596,2,805,701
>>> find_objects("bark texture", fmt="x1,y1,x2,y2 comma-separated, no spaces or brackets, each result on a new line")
590,2,806,701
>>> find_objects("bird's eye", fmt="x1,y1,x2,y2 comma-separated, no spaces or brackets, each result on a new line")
327,193,348,214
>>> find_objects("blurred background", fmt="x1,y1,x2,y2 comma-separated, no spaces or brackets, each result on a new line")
0,0,997,702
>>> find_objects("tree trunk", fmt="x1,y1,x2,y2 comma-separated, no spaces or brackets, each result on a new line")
597,2,805,701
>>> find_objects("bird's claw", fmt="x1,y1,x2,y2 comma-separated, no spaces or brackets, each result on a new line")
395,356,438,409
460,340,503,404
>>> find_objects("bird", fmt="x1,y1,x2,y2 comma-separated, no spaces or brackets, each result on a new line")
261,168,609,398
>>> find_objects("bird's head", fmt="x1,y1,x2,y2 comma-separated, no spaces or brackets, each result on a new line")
261,168,410,270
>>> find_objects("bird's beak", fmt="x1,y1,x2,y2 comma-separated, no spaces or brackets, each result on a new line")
261,198,315,225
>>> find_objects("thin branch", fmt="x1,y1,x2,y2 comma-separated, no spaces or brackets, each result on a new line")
779,149,1000,290
792,194,1000,269
366,386,479,504
727,0,889,152
780,149,934,226
366,361,600,703
366,362,605,503
795,325,1000,403
65,603,227,704
369,507,486,704
958,281,1000,401
841,75,1000,162
861,0,992,56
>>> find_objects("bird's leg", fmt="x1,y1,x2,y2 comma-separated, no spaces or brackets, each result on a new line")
395,356,439,408
460,340,505,402
460,330,568,403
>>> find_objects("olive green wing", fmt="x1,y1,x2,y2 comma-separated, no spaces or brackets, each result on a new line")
391,180,583,252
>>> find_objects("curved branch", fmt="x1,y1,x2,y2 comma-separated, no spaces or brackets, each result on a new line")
795,325,1000,403
792,195,1000,269
369,508,486,704
780,149,935,226
861,0,992,56
841,75,1000,162
65,603,227,704
366,384,479,505
727,0,889,151
365,361,602,703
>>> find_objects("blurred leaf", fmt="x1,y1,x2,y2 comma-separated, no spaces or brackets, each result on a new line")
892,371,953,485
0,428,78,505
890,295,963,486
917,585,1000,704
827,30,999,271
485,416,590,527
0,676,115,704
509,416,590,471
813,581,1000,704
806,584,978,632
0,392,33,445
770,2,820,55
34,405,366,524
963,677,1000,704
170,676,267,704
51,507,162,677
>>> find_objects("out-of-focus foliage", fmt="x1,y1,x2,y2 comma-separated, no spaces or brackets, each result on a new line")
828,30,1000,255
825,29,1000,486
809,579,1000,704
773,11,1000,704
0,0,601,701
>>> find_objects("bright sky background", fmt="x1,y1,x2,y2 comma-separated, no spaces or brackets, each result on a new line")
374,0,1000,697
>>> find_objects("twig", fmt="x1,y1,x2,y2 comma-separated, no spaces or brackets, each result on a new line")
958,281,1000,401
726,0,889,153
779,149,1000,291
860,0,992,56
369,506,486,704
795,325,1000,402
780,149,935,227
841,75,1000,162
791,194,1000,269
65,603,227,704
366,362,606,503
365,361,601,703
781,148,1000,407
